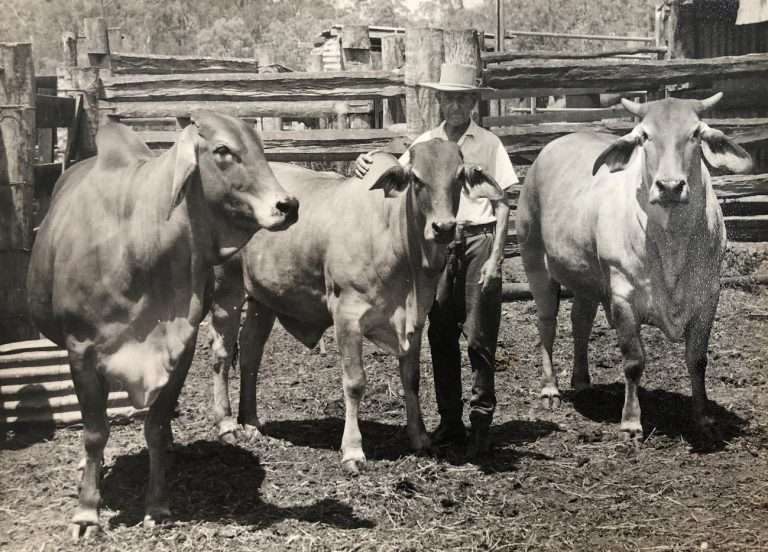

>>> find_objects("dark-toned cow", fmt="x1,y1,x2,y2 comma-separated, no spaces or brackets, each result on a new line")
516,93,751,443
208,140,503,473
27,112,298,537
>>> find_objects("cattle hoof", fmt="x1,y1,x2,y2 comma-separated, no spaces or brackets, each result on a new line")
69,509,100,542
237,424,265,443
341,457,366,475
619,424,644,446
693,417,721,449
69,522,100,542
540,394,561,409
143,510,173,529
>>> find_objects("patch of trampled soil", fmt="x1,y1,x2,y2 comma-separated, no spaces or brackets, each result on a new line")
2,251,768,551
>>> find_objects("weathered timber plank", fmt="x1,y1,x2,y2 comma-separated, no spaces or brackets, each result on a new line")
483,107,629,126
99,99,375,119
101,71,405,102
484,53,768,91
36,94,74,128
711,174,768,199
32,162,61,198
138,128,412,160
493,120,768,150
110,52,260,74
720,198,768,217
724,216,768,242
482,47,667,63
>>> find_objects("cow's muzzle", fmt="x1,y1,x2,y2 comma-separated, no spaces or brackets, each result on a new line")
431,220,457,244
650,179,689,206
274,196,299,227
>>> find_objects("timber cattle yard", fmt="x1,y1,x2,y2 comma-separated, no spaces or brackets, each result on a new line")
2,2,768,550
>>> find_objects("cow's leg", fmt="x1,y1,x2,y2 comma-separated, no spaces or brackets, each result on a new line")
208,286,244,444
237,298,276,441
571,295,599,391
522,248,562,408
398,333,430,455
612,298,645,442
69,347,109,539
143,337,196,526
685,304,718,442
334,315,366,474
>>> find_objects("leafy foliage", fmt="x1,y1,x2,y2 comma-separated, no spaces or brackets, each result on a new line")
1,0,657,73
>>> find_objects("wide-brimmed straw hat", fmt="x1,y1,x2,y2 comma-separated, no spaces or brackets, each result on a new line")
419,63,492,93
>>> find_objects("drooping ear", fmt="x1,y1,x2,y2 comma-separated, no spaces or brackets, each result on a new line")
459,165,504,200
592,127,644,176
368,162,410,198
699,122,753,174
168,124,200,219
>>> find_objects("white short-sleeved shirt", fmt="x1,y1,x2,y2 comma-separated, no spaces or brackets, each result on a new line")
399,120,518,226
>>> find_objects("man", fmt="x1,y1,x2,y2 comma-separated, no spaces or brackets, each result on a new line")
356,63,518,456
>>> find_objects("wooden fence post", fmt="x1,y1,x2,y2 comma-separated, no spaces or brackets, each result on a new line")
381,35,405,128
405,27,444,135
341,26,373,130
444,30,482,122
341,25,371,71
84,17,111,70
665,0,694,60
0,42,38,343
256,45,282,131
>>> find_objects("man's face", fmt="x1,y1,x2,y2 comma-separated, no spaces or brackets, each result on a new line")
437,91,477,126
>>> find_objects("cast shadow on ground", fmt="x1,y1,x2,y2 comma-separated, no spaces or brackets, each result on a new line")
101,440,374,529
0,384,56,451
263,417,560,473
567,383,747,451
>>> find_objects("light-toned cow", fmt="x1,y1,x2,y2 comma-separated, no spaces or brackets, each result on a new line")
208,140,503,473
27,112,298,538
516,93,751,443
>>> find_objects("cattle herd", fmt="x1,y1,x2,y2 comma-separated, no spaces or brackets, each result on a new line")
24,93,752,539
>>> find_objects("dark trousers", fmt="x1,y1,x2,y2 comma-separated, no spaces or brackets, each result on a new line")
428,230,501,427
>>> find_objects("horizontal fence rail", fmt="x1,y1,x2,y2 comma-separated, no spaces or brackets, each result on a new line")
109,52,261,75
101,71,406,102
482,47,668,63
504,29,656,43
484,53,768,92
99,99,374,119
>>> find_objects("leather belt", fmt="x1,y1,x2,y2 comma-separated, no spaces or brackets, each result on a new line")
461,222,496,237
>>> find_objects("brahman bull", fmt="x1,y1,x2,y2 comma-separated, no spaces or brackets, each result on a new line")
27,111,298,537
208,140,503,473
516,93,751,443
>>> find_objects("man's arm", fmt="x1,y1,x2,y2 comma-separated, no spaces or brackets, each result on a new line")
478,194,510,290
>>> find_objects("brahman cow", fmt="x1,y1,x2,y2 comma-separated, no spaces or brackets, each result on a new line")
27,112,298,537
208,140,503,473
517,93,751,443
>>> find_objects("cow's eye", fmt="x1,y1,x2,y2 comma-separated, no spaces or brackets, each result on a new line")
640,130,650,143
213,145,239,161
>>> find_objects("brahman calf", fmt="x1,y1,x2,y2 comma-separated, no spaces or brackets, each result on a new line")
27,112,298,537
517,93,751,443
208,140,503,473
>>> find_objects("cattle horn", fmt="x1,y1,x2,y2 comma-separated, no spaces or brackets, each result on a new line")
695,92,723,114
621,98,648,118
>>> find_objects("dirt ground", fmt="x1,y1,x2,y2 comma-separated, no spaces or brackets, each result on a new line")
2,247,768,552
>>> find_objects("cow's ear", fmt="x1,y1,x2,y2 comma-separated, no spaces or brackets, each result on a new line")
592,128,643,176
460,165,504,200
369,164,410,197
169,124,200,218
700,122,753,174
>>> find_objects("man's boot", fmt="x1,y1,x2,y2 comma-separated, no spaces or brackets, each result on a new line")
430,414,467,447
